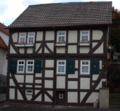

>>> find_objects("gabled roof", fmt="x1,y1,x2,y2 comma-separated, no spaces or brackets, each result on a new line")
7,2,112,28
0,23,9,36
0,37,8,50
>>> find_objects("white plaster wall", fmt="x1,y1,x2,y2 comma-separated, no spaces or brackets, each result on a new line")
35,94,42,101
45,31,54,40
80,92,87,102
15,75,24,83
80,78,90,89
47,91,53,96
35,90,40,95
36,31,43,41
12,33,18,42
35,73,42,77
56,47,65,53
26,85,32,87
44,48,49,53
19,48,24,54
68,92,78,103
75,60,78,68
10,45,16,53
45,94,52,102
10,79,15,86
100,60,102,69
17,90,23,100
68,30,77,43
80,47,90,53
92,30,103,40
35,80,42,84
68,81,78,89
35,43,41,52
45,70,53,78
68,45,77,53
9,88,15,99
0,49,7,75
26,75,33,83
45,60,54,67
26,95,32,100
27,48,33,53
46,43,54,51
68,71,78,78
93,43,103,54
92,75,99,81
96,80,102,90
45,80,53,88
56,76,65,89
86,92,99,103
0,31,9,46
92,42,97,48
35,85,42,88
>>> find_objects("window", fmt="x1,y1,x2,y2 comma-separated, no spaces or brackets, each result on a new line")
57,31,66,43
57,60,66,74
80,60,90,74
80,31,90,42
17,60,25,73
27,32,35,44
19,33,26,43
59,94,63,99
26,60,34,73
25,89,33,95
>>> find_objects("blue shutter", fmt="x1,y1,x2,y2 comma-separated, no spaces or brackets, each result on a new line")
66,60,75,74
34,60,41,73
9,60,17,73
90,60,99,74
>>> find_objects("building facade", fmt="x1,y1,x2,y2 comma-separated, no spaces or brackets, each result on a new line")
0,23,9,102
7,2,112,106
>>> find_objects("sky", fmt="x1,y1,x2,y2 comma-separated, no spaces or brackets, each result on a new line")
0,0,120,26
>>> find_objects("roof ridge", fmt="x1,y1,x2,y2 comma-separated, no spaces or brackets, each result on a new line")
29,1,112,7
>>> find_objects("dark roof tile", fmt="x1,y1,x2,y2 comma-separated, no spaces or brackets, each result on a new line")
8,2,112,28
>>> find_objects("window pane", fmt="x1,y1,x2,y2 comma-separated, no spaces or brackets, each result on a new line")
82,66,88,73
29,37,33,43
29,33,34,36
82,31,88,34
27,66,33,72
58,66,64,73
20,38,25,43
19,66,23,72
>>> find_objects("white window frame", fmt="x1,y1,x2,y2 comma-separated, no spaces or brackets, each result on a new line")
57,31,66,43
57,60,66,74
17,60,25,73
26,60,34,73
27,32,35,44
25,89,33,95
19,33,26,43
80,30,90,42
80,60,90,74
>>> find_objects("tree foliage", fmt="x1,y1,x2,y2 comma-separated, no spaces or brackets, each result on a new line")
111,7,120,52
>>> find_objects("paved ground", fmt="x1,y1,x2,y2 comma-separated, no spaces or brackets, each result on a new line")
1,106,120,111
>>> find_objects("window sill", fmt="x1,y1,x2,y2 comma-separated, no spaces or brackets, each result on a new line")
15,44,34,47
79,43,90,46
55,44,66,46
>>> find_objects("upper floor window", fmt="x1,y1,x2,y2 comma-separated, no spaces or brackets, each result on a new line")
26,60,34,73
57,31,66,43
27,32,35,44
80,31,90,42
19,33,26,43
80,60,90,74
17,60,25,73
57,60,66,74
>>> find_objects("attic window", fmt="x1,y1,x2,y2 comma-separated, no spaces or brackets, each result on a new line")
80,31,90,42
19,33,26,43
57,31,66,44
25,89,33,95
27,32,35,44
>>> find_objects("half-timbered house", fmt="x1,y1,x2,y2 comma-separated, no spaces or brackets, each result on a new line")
7,2,112,106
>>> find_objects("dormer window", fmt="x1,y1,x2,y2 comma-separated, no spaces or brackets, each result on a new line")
57,31,66,43
19,33,26,43
80,31,90,42
27,32,35,44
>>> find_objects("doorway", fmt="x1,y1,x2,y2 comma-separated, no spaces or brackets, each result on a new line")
56,91,65,105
